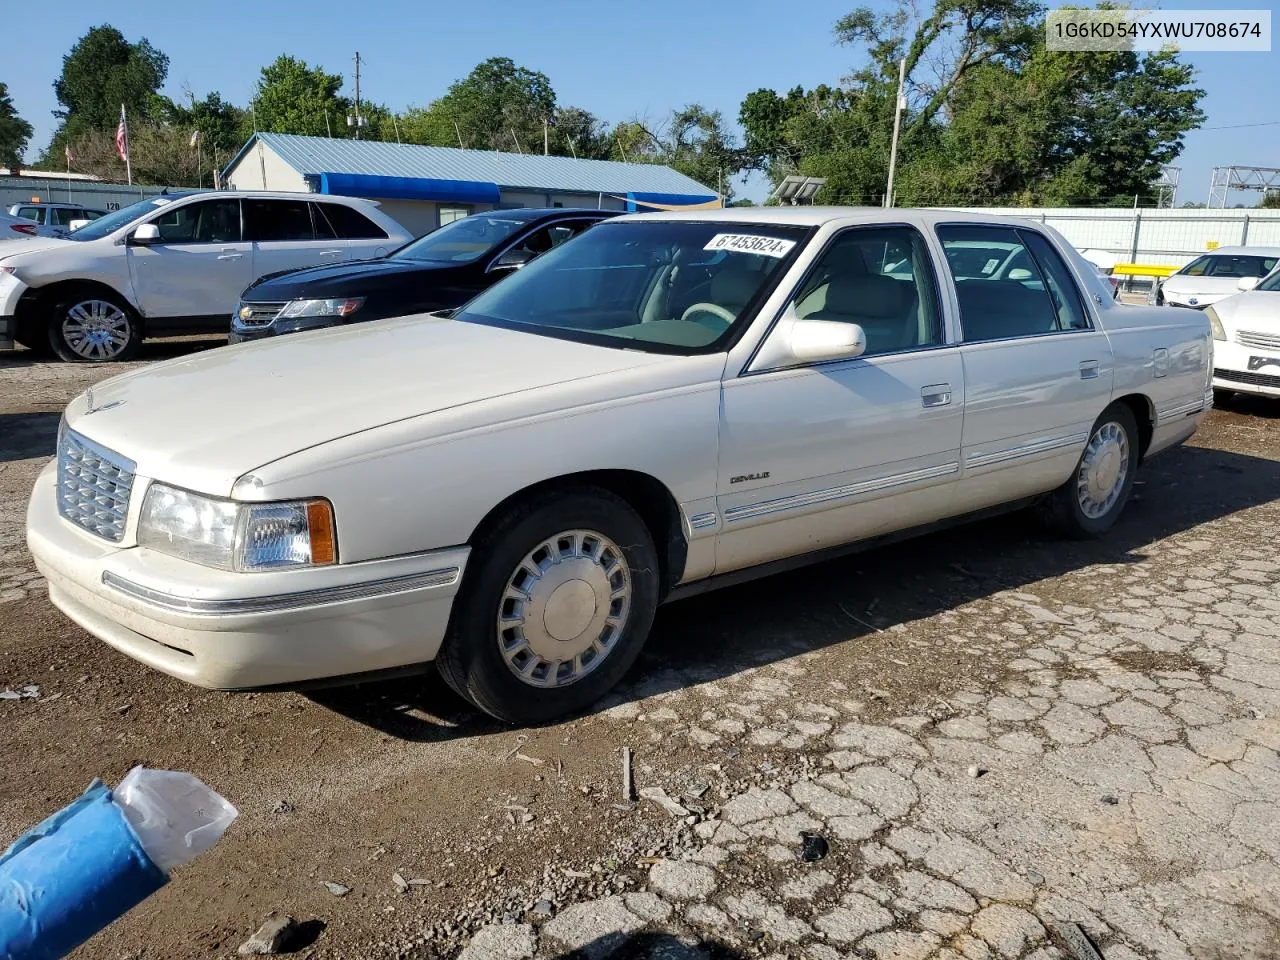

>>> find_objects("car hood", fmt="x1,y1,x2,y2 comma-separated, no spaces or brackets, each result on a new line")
245,257,458,300
0,236,72,259
1214,290,1280,330
1161,275,1249,304
64,316,675,496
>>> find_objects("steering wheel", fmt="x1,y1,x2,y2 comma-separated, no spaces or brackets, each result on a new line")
679,302,736,331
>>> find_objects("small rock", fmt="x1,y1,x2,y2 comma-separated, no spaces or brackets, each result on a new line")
531,900,556,919
638,786,690,818
115,703,132,715
271,800,294,814
237,915,299,955
21,685,39,699
0,690,19,701
1026,869,1045,886
322,881,350,897
648,859,718,900
1101,794,1120,805
967,765,986,779
392,872,410,893
800,832,830,862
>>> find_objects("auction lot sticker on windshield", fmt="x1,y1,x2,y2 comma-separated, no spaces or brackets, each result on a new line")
704,233,796,258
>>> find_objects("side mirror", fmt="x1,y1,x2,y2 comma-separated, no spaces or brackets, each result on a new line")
492,247,535,271
130,223,161,244
1238,276,1260,292
787,318,866,364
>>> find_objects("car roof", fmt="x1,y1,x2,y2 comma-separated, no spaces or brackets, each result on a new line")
159,190,387,208
1192,245,1280,257
611,206,1052,229
476,207,618,222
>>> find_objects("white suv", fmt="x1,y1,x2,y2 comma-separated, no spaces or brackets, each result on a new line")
0,191,412,362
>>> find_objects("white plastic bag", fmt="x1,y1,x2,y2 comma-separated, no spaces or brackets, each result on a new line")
112,766,238,873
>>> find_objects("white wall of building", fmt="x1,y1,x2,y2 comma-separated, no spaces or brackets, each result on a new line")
225,142,308,192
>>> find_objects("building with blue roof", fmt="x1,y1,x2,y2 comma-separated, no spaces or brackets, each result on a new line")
221,133,719,235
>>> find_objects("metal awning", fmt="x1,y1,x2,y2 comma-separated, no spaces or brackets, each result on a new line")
316,172,501,204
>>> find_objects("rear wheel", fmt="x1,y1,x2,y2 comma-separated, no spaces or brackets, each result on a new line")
1040,402,1139,539
437,487,659,724
47,291,140,363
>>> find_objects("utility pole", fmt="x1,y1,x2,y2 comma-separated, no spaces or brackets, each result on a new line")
453,120,465,150
352,51,363,139
544,117,549,156
884,56,907,208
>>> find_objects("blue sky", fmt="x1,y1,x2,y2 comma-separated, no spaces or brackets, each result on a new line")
5,0,1277,204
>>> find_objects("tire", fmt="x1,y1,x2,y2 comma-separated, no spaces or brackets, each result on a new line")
1039,402,1140,539
437,487,659,725
1212,388,1234,406
47,290,141,363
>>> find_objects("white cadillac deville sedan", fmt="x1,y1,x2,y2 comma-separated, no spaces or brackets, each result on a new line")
27,209,1213,723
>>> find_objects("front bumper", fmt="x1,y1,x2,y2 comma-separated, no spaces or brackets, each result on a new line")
26,460,469,689
1212,340,1280,398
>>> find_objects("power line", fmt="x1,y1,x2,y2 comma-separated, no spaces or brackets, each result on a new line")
1199,120,1280,131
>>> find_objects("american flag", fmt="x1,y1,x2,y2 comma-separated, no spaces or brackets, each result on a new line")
115,105,129,164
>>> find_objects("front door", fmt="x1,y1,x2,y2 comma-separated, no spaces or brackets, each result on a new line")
716,224,965,574
935,224,1116,513
126,198,250,323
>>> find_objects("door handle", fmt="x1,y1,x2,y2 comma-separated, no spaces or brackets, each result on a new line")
1079,360,1100,379
217,250,243,261
318,249,344,258
921,383,952,407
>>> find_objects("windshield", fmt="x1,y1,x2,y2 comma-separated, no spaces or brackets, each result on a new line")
66,195,189,241
453,220,809,354
392,214,528,263
1179,253,1279,279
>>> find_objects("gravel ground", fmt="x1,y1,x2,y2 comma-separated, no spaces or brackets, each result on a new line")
1,342,1278,960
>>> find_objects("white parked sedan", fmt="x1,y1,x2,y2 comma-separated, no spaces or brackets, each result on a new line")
1206,266,1280,398
1151,245,1280,308
27,209,1213,723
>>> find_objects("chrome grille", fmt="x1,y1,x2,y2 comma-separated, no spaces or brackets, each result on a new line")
57,428,136,542
1237,330,1280,352
234,301,287,327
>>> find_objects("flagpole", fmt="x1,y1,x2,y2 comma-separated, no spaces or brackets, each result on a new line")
120,104,133,186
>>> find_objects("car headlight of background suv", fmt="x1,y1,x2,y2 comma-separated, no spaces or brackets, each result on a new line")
277,297,365,320
1204,305,1226,341
137,483,336,571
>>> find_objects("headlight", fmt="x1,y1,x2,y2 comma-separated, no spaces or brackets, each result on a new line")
277,297,365,319
1204,305,1226,341
138,483,336,571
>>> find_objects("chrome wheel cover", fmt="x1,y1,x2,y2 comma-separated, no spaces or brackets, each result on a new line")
1076,421,1130,519
62,300,131,360
497,529,632,688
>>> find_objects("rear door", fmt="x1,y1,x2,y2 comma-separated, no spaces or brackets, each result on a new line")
938,224,1115,513
312,201,393,261
245,197,332,281
126,197,251,324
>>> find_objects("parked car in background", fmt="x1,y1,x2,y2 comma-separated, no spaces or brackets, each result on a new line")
230,208,618,342
1149,245,1280,307
0,191,411,361
8,201,106,237
27,208,1211,724
0,209,46,240
1205,264,1280,399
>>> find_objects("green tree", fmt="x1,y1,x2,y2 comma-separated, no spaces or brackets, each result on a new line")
1261,193,1280,209
251,55,350,137
0,82,33,167
48,25,169,153
550,106,612,160
402,57,555,151
162,92,249,155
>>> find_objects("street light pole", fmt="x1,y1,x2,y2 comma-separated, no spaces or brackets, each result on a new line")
884,56,907,208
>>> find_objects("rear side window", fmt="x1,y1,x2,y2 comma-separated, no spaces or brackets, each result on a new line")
16,206,42,223
938,225,1086,342
315,203,388,240
245,199,315,242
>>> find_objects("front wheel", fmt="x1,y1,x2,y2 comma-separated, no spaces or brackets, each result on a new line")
437,487,659,724
1040,403,1140,539
48,291,141,363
